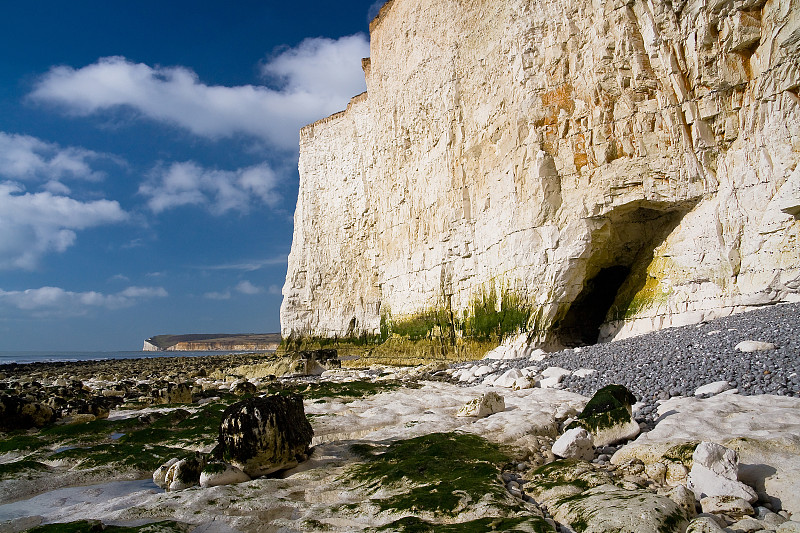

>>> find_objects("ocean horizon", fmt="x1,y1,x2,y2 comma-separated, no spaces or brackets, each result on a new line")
0,350,274,366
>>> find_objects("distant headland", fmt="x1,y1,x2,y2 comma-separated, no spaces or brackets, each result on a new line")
142,333,281,351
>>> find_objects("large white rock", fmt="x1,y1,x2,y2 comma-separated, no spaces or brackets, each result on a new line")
694,381,731,397
199,462,251,488
612,394,800,515
687,442,758,503
456,391,506,418
552,427,594,461
492,368,524,388
280,0,800,353
735,341,778,352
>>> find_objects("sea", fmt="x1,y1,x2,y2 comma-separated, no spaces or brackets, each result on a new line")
0,350,269,365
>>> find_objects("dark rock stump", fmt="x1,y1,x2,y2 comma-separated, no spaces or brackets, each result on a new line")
218,393,313,477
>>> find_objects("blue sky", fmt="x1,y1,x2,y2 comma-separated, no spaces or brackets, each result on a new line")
0,1,383,350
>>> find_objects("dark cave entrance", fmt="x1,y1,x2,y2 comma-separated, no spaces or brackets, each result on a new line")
550,202,696,348
554,266,631,347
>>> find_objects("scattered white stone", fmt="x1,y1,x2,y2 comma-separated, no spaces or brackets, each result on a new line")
529,348,547,361
694,381,731,397
456,391,505,418
473,365,494,377
482,373,499,386
668,485,697,519
493,368,524,388
730,517,767,532
511,377,533,390
539,376,563,389
541,367,571,380
153,458,180,489
686,515,727,533
552,428,594,461
458,366,477,382
573,368,596,378
735,340,777,352
199,462,251,488
700,495,754,517
688,442,758,503
777,521,800,533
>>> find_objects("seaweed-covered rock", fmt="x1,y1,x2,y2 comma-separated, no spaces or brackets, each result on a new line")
164,456,204,491
0,394,56,430
567,384,639,446
550,484,690,533
218,393,313,477
153,458,180,488
154,382,193,404
231,380,257,396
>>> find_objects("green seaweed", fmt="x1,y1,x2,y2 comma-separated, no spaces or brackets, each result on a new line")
347,432,513,517
0,433,47,454
276,380,411,401
578,385,636,417
662,442,699,468
566,384,636,434
24,519,191,533
0,459,50,479
373,515,556,532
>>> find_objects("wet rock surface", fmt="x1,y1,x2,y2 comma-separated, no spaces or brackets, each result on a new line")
217,393,313,477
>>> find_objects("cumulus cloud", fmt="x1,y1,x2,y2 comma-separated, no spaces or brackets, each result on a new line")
0,182,128,270
204,290,231,300
0,285,167,317
0,132,106,182
139,161,279,214
30,34,370,149
235,280,262,295
204,280,264,300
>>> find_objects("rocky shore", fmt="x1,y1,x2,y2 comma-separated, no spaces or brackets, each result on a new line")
0,304,798,532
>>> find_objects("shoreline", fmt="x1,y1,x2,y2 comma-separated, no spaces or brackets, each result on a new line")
1,303,799,532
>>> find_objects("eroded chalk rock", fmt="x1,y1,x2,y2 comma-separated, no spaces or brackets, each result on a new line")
218,393,313,477
688,442,758,503
456,391,505,418
552,427,594,461
550,484,690,533
199,461,251,488
165,456,204,491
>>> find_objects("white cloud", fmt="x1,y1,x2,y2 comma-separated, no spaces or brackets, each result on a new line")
0,285,167,317
139,161,279,214
235,280,262,295
0,132,106,183
204,290,231,300
262,34,370,103
197,255,288,272
0,181,128,270
30,34,370,149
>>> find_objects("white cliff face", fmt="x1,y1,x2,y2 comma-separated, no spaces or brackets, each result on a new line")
281,0,800,347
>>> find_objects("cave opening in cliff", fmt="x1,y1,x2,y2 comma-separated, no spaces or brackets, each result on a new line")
551,202,695,348
554,266,631,347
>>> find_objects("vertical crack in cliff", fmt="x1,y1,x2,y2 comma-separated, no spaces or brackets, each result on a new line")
552,201,695,347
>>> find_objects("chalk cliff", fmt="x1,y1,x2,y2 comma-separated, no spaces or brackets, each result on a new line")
281,0,800,348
